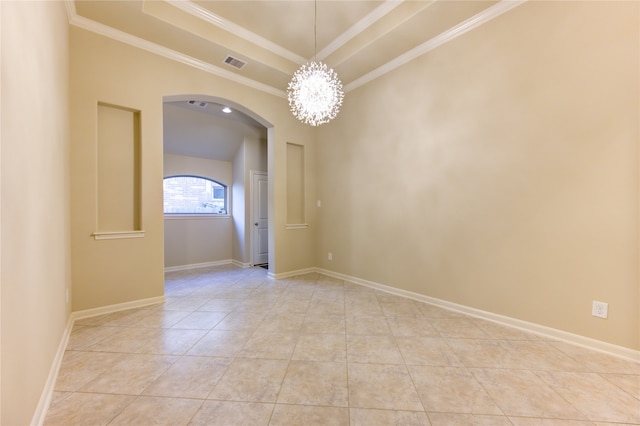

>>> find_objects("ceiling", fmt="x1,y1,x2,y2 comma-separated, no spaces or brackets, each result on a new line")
69,0,524,97
163,100,266,161
69,0,521,161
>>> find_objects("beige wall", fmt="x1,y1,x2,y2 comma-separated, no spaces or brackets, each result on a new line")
236,134,268,265
164,153,232,185
70,26,317,311
8,2,635,424
232,143,246,263
317,1,639,350
281,129,318,271
164,216,232,267
1,1,71,424
164,154,233,268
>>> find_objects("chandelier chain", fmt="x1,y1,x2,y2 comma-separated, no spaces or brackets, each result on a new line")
286,0,344,126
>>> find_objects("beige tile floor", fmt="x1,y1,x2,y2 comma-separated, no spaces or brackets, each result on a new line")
45,265,640,425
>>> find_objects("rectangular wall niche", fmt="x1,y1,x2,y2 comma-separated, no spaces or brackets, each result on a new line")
96,102,141,233
286,142,305,225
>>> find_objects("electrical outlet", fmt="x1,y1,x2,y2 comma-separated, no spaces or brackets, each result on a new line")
328,252,333,261
592,301,608,319
317,200,322,208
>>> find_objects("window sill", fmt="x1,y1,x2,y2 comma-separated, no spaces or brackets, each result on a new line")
164,214,231,220
93,230,145,240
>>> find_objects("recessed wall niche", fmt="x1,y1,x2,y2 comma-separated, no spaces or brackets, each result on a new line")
95,102,142,236
286,142,305,225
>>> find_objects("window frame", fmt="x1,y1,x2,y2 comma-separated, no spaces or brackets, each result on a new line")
163,174,229,217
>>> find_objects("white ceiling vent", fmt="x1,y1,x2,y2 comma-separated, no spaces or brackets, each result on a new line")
187,100,208,108
223,55,247,70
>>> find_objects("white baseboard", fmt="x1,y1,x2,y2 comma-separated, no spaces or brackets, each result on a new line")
269,266,317,280
232,260,252,269
71,295,166,321
35,266,637,425
164,259,255,273
34,295,167,425
31,315,74,426
317,268,640,362
164,259,233,273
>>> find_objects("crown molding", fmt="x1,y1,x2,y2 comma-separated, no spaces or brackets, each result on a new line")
64,0,76,22
67,12,286,98
65,0,524,97
317,0,403,61
166,0,308,66
345,0,527,92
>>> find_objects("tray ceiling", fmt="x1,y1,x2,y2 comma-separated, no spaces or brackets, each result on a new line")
69,0,524,97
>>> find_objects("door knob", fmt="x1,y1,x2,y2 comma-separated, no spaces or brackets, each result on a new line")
254,222,259,226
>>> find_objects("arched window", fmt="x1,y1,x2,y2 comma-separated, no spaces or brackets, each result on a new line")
163,175,227,214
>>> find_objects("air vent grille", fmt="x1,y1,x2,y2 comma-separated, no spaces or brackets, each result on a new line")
223,55,247,70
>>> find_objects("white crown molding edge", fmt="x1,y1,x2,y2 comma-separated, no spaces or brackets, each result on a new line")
345,0,527,92
169,0,403,65
166,0,308,66
316,267,640,363
67,12,286,99
317,0,404,61
64,0,76,22
65,0,524,97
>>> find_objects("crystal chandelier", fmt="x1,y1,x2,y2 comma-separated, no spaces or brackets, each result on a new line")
287,1,344,126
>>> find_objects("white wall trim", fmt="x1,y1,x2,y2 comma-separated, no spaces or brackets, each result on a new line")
71,296,166,322
166,0,307,66
317,0,403,61
345,0,527,92
34,295,166,424
164,259,233,273
232,259,252,269
33,263,269,424
30,316,74,426
316,268,640,363
66,12,286,99
168,0,403,65
64,0,524,97
34,264,638,425
164,214,231,220
269,266,317,280
92,230,145,240
63,0,76,22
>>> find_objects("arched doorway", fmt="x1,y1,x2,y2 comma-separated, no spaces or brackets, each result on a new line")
162,95,273,273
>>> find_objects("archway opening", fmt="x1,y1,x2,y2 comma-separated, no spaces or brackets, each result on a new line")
162,95,274,274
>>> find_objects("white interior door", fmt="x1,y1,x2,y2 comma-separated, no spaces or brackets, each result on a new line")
251,171,268,266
